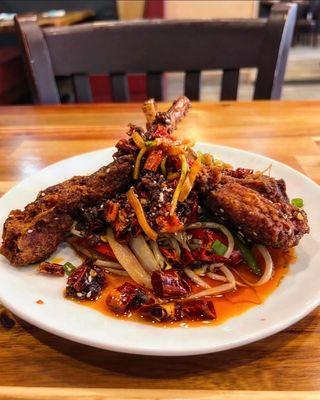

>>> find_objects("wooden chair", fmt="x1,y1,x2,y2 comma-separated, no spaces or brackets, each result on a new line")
14,3,297,104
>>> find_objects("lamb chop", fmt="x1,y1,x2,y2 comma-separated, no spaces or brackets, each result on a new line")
198,166,309,249
1,97,191,266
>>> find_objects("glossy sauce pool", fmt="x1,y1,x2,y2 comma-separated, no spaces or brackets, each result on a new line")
81,247,295,327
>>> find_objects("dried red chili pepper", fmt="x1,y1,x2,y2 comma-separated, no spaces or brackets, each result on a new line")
38,262,65,276
140,302,182,322
106,282,151,315
151,270,190,299
182,300,216,321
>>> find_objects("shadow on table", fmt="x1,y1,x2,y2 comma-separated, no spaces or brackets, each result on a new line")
19,311,318,381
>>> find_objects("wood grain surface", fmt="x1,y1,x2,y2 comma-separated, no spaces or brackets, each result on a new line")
0,101,319,392
0,387,319,400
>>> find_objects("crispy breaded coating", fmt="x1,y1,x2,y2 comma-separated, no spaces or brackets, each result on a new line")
204,180,309,248
1,156,133,265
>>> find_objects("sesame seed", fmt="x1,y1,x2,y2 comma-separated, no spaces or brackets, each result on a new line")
106,168,110,173
86,291,92,298
297,213,304,221
77,292,83,298
88,275,92,283
27,229,33,234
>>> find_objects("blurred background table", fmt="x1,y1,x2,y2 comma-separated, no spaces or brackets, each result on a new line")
0,100,319,398
0,9,95,32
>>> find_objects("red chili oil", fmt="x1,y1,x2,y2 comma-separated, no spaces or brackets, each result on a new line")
80,247,295,327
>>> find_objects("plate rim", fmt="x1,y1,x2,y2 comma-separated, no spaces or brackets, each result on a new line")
0,143,319,356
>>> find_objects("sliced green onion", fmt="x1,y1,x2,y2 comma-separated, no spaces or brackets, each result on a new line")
234,236,261,276
211,240,227,256
291,198,304,208
145,140,154,147
63,262,76,276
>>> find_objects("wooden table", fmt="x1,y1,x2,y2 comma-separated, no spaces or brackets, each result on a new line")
0,9,94,33
0,101,319,399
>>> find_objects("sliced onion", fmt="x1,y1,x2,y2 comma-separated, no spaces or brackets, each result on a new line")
169,236,181,257
129,236,160,273
107,228,151,288
189,243,201,250
191,239,203,245
193,265,208,276
150,240,165,269
207,272,227,283
232,245,273,287
187,283,234,300
185,222,234,258
94,259,123,269
184,267,211,289
220,265,236,289
70,227,84,237
209,263,225,270
174,231,190,251
209,263,246,287
105,268,129,276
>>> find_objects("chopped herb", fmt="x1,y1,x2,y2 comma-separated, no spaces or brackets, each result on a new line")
63,262,76,276
211,240,227,256
291,198,304,208
145,140,154,147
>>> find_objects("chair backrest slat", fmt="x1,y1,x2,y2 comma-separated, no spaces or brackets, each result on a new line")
72,74,92,103
110,73,129,102
14,3,297,104
254,2,297,99
15,16,60,104
220,69,240,100
185,71,200,101
147,72,163,101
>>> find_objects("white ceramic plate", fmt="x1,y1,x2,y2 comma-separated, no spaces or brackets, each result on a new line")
0,144,319,356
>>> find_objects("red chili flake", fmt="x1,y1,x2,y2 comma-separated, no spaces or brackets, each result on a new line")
228,168,254,179
229,250,243,265
152,125,170,138
144,149,163,172
157,213,184,233
105,201,120,223
180,248,195,266
93,242,116,260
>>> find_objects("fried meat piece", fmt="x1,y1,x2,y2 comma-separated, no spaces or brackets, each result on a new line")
1,156,133,266
203,179,309,248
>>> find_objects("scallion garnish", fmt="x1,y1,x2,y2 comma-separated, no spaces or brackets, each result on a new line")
291,198,304,208
211,240,227,256
63,262,76,276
